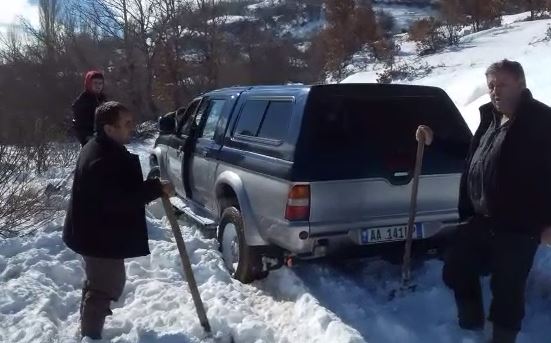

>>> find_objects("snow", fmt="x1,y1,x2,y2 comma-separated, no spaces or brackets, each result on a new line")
209,16,256,26
2,137,551,343
3,14,551,343
247,1,278,12
281,20,324,40
502,11,533,25
0,143,363,343
342,14,551,132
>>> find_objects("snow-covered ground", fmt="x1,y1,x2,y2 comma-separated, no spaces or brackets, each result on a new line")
343,12,551,132
3,14,551,343
0,141,365,343
3,138,551,343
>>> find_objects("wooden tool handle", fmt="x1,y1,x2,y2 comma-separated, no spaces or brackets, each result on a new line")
161,196,211,333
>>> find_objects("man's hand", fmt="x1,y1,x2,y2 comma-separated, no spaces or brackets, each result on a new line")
416,125,434,146
160,180,175,197
542,227,551,245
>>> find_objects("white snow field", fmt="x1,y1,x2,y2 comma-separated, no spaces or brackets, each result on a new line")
2,136,551,343
343,12,551,132
3,13,551,343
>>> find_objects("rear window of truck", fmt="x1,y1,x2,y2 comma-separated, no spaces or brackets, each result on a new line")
293,88,471,181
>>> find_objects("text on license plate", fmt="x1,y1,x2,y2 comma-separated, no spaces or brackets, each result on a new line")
361,224,423,244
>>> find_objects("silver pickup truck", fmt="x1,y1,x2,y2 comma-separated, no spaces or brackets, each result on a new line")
149,84,471,283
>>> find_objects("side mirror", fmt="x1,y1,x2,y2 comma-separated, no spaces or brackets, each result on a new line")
159,113,176,135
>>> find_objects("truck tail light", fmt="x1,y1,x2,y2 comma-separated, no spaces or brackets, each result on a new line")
285,185,310,221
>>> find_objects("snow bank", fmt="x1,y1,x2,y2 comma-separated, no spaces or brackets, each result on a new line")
2,141,551,343
0,144,363,343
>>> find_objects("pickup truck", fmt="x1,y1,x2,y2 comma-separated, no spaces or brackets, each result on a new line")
148,84,471,283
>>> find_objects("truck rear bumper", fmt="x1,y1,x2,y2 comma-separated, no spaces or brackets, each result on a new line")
268,214,461,260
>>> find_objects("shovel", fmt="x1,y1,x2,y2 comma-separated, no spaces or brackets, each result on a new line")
390,128,428,299
161,196,234,342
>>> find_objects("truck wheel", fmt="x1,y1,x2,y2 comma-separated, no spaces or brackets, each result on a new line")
218,207,267,283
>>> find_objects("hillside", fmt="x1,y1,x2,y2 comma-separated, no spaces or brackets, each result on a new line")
343,12,551,132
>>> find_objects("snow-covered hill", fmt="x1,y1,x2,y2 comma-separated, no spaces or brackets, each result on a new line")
225,0,436,40
343,12,551,132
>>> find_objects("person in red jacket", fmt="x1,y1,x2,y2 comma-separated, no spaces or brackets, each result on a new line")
72,71,107,146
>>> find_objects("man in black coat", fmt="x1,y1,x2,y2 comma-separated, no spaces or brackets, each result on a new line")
419,60,551,343
72,71,107,146
63,101,174,339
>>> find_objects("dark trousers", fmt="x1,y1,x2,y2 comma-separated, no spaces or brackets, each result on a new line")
80,256,126,339
442,217,539,332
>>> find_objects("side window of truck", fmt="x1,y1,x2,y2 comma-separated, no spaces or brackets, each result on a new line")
199,99,227,140
257,101,293,141
234,100,268,137
234,99,293,142
177,99,201,137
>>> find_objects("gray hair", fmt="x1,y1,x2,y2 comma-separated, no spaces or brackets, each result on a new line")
486,59,527,87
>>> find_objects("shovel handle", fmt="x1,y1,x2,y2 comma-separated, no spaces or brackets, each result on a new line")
161,196,212,333
401,133,427,285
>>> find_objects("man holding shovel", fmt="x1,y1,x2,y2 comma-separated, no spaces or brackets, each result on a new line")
63,101,174,340
424,60,551,343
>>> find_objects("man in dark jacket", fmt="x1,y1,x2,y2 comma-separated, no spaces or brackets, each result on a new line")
72,71,107,146
63,101,174,339
420,60,551,343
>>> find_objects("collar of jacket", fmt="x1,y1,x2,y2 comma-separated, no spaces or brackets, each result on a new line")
83,90,106,102
96,133,129,155
479,88,534,128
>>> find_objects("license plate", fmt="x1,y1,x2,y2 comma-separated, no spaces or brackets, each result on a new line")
361,224,423,244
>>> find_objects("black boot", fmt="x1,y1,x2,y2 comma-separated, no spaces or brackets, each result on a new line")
492,325,518,343
457,298,485,330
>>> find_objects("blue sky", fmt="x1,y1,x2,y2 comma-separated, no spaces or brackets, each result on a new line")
0,0,39,33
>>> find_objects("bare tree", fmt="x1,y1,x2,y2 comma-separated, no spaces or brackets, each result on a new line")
323,0,359,79
39,0,61,61
0,146,51,238
440,0,466,46
0,26,27,64
463,0,503,32
409,17,447,55
194,0,227,90
153,0,195,108
76,0,163,119
321,0,385,80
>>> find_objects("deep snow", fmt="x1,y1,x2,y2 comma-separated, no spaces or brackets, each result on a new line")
3,138,551,343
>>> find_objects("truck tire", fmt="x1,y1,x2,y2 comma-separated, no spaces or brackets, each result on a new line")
218,207,268,283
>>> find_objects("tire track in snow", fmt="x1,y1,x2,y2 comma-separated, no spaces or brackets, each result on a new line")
288,259,467,343
140,207,365,343
130,139,366,343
